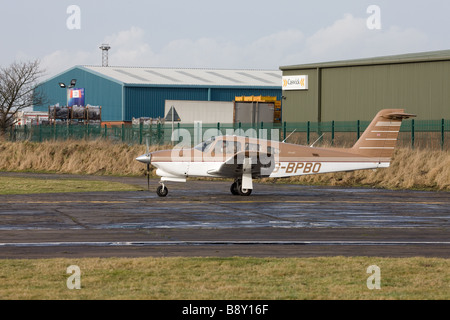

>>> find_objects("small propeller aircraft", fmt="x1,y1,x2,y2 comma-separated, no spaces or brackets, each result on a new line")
136,109,415,197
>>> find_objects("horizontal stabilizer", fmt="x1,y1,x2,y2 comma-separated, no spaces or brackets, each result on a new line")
384,112,417,120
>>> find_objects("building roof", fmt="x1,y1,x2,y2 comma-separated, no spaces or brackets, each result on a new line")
280,49,450,71
81,66,281,87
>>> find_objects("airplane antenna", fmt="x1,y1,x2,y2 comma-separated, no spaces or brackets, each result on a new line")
282,129,297,143
309,133,324,147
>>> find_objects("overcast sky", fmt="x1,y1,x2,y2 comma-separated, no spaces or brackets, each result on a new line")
1,0,449,79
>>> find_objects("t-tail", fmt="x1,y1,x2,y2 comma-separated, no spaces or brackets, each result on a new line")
351,109,416,165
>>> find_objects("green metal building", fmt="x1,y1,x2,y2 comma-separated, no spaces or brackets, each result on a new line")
280,50,450,122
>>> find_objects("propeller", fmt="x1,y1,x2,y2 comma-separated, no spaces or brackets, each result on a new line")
136,136,152,191
146,137,150,191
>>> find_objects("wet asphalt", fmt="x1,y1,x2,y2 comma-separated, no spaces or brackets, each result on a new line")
0,172,449,259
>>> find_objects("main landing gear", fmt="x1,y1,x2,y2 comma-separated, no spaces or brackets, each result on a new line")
230,179,252,196
156,183,168,197
156,180,252,197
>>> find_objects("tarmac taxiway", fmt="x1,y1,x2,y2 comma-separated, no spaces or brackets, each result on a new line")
0,173,449,259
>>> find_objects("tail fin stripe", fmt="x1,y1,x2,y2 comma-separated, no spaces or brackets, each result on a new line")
376,121,402,127
365,138,397,141
359,147,395,150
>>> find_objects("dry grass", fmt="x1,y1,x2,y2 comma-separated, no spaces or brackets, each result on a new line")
0,257,448,300
284,148,450,191
0,139,164,176
0,140,448,190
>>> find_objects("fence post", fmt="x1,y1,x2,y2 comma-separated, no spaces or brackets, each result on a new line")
441,119,445,150
104,124,107,140
357,120,360,141
411,119,415,150
121,124,125,143
307,121,310,145
331,120,335,146
139,122,143,145
283,121,287,141
10,125,14,142
260,122,263,139
157,123,161,145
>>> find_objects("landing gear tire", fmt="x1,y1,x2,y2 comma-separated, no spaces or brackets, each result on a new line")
230,182,240,196
156,185,168,197
231,180,252,196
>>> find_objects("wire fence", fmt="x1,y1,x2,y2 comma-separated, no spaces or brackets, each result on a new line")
6,118,450,150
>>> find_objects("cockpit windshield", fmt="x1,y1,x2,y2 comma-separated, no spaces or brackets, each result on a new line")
194,137,216,153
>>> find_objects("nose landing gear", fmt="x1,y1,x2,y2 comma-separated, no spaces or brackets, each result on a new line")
156,183,168,197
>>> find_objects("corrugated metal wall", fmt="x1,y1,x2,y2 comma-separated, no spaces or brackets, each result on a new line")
282,60,450,122
35,67,281,122
281,69,318,123
35,67,123,121
124,86,209,120
124,86,281,121
321,60,450,121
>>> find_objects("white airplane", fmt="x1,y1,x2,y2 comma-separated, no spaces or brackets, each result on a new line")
136,109,415,197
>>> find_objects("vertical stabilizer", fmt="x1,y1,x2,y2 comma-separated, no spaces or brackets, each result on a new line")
352,109,416,160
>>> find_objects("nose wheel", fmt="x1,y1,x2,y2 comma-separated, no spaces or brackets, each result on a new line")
156,184,168,197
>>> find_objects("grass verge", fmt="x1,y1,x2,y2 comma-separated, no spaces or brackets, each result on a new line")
0,256,449,300
0,176,142,195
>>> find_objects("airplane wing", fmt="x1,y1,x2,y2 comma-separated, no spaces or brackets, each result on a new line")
207,151,276,178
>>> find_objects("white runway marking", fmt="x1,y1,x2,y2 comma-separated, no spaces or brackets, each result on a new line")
1,241,450,247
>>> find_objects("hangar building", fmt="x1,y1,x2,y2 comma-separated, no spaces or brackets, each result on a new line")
34,66,282,124
280,50,450,122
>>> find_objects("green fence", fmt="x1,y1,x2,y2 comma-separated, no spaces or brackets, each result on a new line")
6,119,450,150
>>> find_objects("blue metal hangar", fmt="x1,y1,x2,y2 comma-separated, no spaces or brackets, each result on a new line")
34,66,282,125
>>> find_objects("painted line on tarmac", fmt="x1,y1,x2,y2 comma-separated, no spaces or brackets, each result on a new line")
1,241,450,248
2,200,129,204
3,199,448,206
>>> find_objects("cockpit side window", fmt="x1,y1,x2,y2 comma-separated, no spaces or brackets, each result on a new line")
216,140,241,154
194,137,216,153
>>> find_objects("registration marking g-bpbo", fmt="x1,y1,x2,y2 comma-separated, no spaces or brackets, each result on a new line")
273,162,322,175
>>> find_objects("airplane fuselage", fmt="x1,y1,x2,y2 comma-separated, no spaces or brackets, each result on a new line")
150,137,389,181
136,109,416,197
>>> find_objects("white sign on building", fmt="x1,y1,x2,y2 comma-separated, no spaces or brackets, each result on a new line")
282,75,308,91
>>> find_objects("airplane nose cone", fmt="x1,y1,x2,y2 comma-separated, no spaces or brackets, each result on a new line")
136,154,151,164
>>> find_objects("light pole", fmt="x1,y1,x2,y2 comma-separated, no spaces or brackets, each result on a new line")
59,79,77,89
58,79,77,105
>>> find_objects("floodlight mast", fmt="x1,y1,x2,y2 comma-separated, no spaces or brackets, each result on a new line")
99,44,111,67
